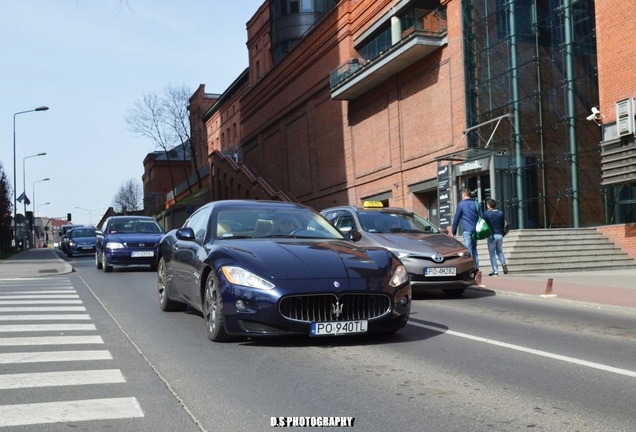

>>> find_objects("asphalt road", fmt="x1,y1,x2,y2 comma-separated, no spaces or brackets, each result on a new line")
2,252,635,432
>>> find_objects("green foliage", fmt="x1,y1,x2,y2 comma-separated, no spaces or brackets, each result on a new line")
0,162,14,253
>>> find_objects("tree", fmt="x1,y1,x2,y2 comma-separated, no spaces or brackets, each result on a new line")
125,84,201,202
113,178,143,213
0,162,13,252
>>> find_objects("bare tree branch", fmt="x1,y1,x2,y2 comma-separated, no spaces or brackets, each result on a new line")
125,84,199,203
113,178,143,213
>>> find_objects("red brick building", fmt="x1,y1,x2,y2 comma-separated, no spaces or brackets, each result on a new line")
145,0,636,246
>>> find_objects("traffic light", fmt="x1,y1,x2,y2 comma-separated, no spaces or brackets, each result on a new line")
67,213,72,222
26,211,34,229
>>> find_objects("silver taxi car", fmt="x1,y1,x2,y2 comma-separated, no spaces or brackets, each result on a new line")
321,202,477,296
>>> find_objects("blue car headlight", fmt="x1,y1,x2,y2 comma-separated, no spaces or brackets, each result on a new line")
106,241,125,250
389,264,408,287
221,266,275,290
68,241,76,247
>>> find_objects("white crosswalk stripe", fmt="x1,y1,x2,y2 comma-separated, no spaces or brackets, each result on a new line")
0,350,113,363
0,398,144,427
0,323,96,332
0,277,144,426
0,306,86,312
0,335,104,346
0,314,91,320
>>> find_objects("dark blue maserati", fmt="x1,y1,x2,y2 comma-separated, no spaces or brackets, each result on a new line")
157,200,411,342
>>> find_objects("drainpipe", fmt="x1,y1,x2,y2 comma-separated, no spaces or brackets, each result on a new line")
391,16,401,45
563,0,580,227
533,0,548,228
509,0,525,228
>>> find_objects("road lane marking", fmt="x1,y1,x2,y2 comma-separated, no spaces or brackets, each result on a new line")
0,335,104,346
0,350,113,364
0,397,144,426
0,306,86,312
409,320,636,378
0,314,91,320
0,369,125,389
0,324,96,332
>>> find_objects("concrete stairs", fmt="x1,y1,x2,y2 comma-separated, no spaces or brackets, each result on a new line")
476,228,636,273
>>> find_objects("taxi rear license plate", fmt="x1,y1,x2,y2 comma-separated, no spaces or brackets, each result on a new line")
131,251,154,257
425,267,456,276
310,320,368,336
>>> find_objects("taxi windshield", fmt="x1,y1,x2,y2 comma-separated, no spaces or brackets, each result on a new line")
358,211,440,234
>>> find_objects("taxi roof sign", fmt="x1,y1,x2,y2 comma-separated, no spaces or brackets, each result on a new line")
363,201,384,208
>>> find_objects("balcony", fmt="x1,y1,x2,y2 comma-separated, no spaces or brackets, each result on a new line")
330,29,447,101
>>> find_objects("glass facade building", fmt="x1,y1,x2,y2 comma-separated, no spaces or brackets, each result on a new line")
461,0,602,228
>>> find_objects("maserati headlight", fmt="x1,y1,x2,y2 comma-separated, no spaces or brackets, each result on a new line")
106,242,125,250
389,264,408,287
221,266,275,290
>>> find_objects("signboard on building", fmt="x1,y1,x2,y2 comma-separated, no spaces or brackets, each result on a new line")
437,165,451,229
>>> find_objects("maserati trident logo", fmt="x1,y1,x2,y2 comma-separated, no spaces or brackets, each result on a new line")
331,301,344,319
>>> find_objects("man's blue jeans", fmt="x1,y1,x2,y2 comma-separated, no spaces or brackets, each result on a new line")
487,234,506,274
462,231,479,270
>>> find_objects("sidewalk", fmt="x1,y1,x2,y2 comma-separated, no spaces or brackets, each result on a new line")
1,248,635,310
476,269,636,309
0,248,72,279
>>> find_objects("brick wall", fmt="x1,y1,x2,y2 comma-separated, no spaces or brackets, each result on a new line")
596,224,636,260
595,1,636,123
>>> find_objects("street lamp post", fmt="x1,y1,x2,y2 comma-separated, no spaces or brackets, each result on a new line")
31,178,50,247
13,106,49,249
22,152,46,247
75,206,106,226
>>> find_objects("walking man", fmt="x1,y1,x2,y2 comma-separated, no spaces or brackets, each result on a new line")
482,199,508,276
451,188,480,270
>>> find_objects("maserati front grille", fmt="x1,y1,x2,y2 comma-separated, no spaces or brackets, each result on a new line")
279,293,391,323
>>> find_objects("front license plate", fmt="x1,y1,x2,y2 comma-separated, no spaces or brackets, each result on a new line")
425,267,456,276
310,320,368,336
131,251,154,257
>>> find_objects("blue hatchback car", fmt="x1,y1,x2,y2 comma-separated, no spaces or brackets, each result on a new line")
66,226,97,257
95,216,164,272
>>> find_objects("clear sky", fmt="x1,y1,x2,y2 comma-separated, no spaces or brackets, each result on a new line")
1,0,264,226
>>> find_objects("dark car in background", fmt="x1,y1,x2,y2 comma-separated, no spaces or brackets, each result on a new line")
321,202,477,296
95,216,163,272
157,200,411,342
59,224,83,253
66,226,97,257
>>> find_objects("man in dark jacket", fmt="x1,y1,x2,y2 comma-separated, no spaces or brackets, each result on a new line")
482,199,508,276
451,188,480,270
